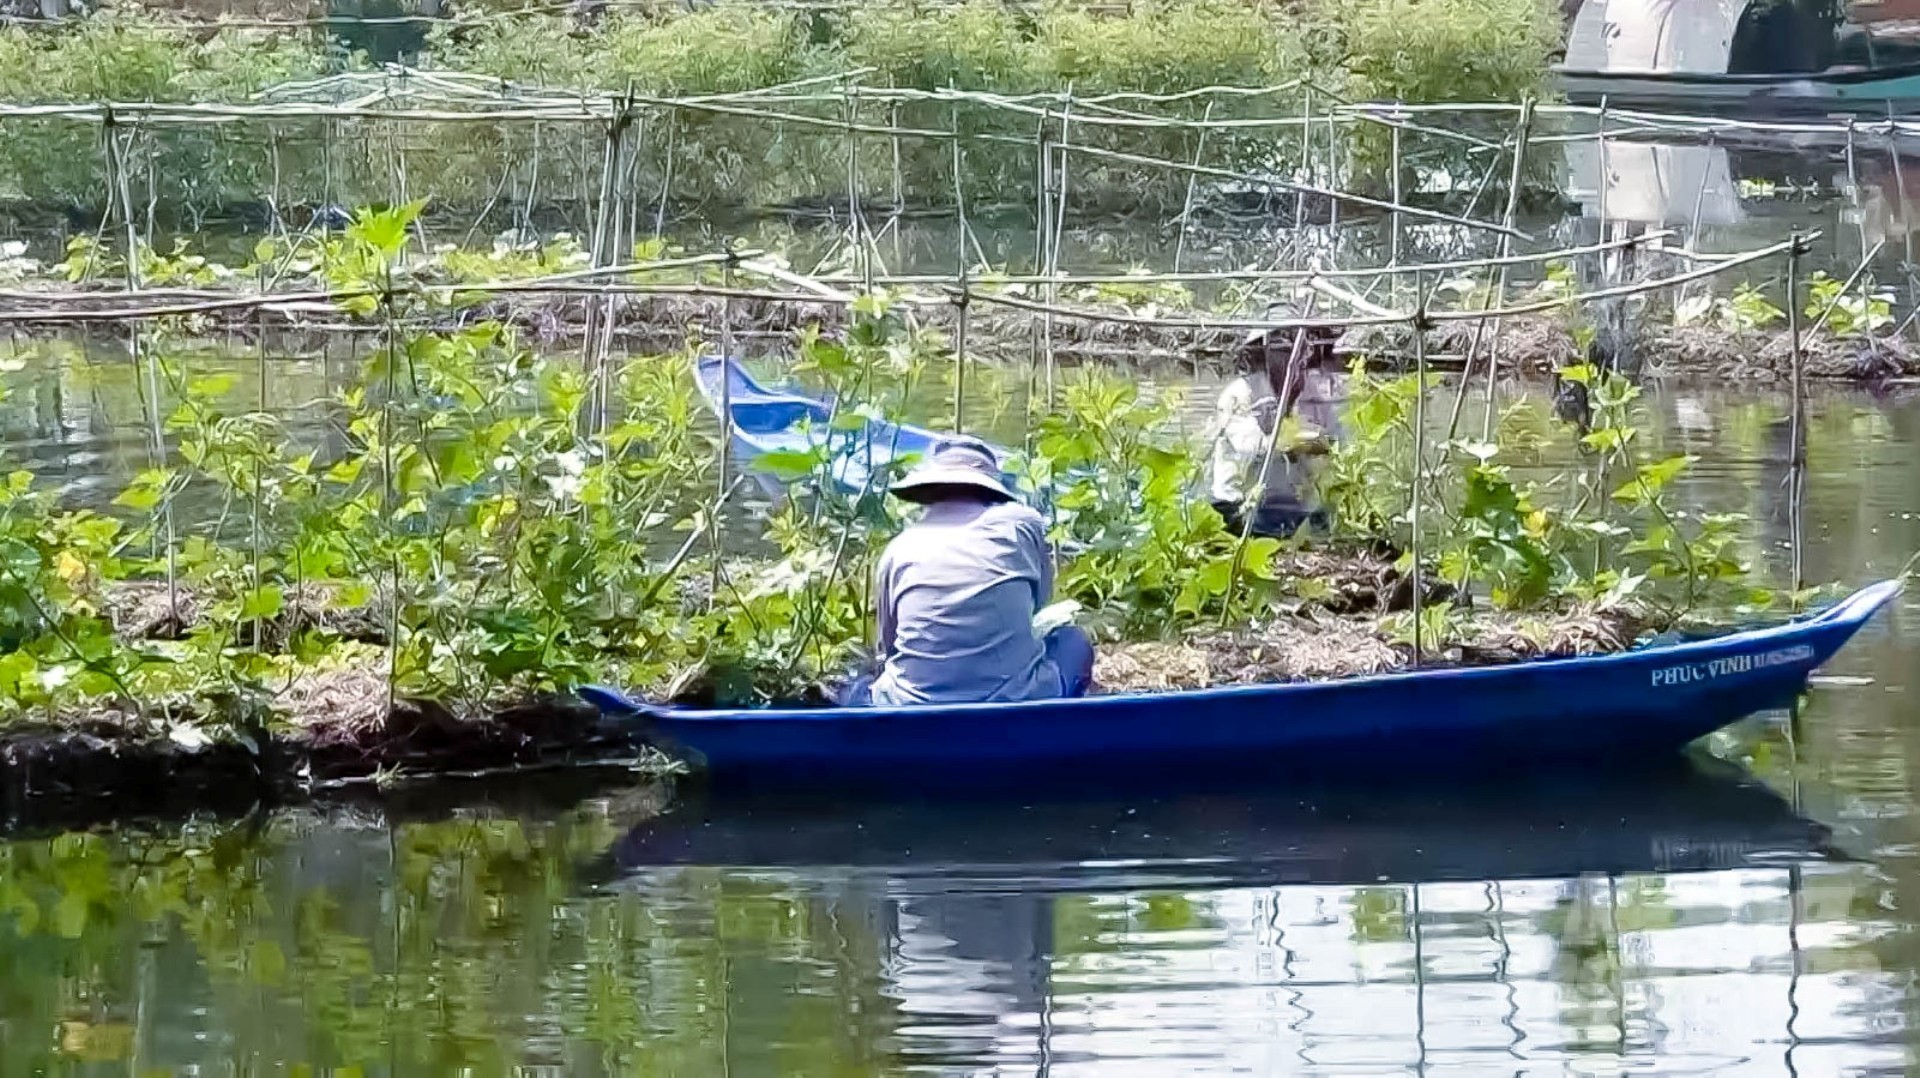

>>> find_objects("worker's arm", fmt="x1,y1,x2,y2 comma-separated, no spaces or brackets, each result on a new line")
1033,515,1057,607
874,548,898,661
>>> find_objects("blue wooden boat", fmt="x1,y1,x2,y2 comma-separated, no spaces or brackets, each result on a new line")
579,578,1902,782
694,355,1018,498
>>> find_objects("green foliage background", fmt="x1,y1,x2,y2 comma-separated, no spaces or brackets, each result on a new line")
0,0,1561,220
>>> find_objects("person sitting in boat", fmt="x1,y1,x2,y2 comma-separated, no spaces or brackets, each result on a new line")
841,436,1095,707
1206,325,1344,537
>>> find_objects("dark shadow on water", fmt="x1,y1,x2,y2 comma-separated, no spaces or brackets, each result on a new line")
597,753,1842,894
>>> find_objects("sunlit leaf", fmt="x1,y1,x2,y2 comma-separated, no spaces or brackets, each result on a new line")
751,448,822,482
239,586,284,621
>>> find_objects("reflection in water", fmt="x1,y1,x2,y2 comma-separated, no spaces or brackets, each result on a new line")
610,764,1839,1069
1,756,1913,1073
1564,138,1744,230
1857,148,1920,255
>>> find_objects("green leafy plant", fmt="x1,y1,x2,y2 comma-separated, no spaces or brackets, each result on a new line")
1673,283,1783,333
1037,374,1279,634
1804,271,1893,337
1320,359,1768,621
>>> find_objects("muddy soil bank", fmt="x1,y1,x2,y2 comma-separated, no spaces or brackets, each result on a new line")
479,297,1920,383
1346,316,1920,382
0,737,674,840
0,694,664,832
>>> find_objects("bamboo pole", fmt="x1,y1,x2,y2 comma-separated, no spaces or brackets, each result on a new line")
585,101,628,430
0,280,838,323
1173,101,1214,275
1805,241,1886,340
712,245,738,611
1432,234,1810,322
1033,107,1053,413
1444,96,1533,444
654,115,676,238
845,89,860,277
1410,298,1429,668
251,271,268,650
623,111,645,262
1388,114,1403,272
0,230,1687,315
953,288,971,433
1885,109,1918,341
804,230,1680,288
890,83,904,215
1786,232,1807,600
1595,99,1611,302
1044,94,1075,409
952,107,970,433
381,281,400,717
522,121,542,237
1675,136,1716,307
1325,92,1340,235
1033,108,1050,276
0,93,955,136
1479,97,1536,437
106,113,180,632
1296,86,1311,231
1847,119,1869,264
950,233,1812,335
11,79,1920,143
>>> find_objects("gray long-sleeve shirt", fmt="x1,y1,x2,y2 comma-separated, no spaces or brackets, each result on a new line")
870,499,1062,706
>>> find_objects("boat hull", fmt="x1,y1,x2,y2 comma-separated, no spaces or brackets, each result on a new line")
1558,66,1920,112
585,584,1900,783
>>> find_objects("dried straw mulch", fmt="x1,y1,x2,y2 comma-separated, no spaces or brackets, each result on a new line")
102,581,387,646
1095,616,1403,692
1645,325,1918,383
1095,604,1648,694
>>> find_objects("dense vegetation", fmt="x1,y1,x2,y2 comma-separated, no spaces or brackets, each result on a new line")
0,0,1561,220
0,203,1783,738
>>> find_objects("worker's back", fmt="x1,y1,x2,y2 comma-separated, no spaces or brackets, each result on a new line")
871,499,1058,706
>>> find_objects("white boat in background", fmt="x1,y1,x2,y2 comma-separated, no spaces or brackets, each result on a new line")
1559,0,1920,111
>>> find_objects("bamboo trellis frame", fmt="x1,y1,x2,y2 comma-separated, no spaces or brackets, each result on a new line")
0,65,1837,664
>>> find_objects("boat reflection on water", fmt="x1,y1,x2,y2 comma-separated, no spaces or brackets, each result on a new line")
596,758,1844,1069
1563,137,1745,234
1855,144,1920,251
602,756,1835,892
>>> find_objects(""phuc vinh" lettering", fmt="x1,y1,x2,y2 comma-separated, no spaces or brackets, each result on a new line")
1649,645,1816,688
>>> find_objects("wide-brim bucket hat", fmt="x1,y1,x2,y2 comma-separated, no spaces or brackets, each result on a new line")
890,435,1016,504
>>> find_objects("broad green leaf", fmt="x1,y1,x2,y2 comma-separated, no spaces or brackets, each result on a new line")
239,586,285,621
1239,537,1282,580
187,373,237,398
348,199,426,258
752,448,822,482
52,891,87,939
